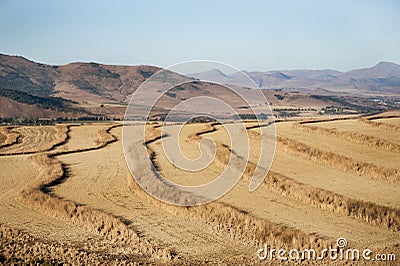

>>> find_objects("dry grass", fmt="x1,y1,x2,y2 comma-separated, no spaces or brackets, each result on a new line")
141,124,332,250
127,172,330,251
302,118,400,145
272,122,400,171
298,116,360,124
0,224,145,265
294,122,400,153
232,143,400,232
360,117,400,132
0,125,68,156
277,136,400,184
198,125,400,232
3,120,399,263
52,125,259,264
186,122,232,171
0,127,20,149
365,114,400,120
0,132,4,144
49,124,121,156
14,124,173,261
52,124,107,152
263,171,400,231
17,155,168,259
377,117,400,126
144,123,400,257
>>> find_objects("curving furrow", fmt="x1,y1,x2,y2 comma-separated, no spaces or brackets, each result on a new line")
0,125,68,156
3,120,399,263
144,124,332,249
146,123,400,254
277,136,400,185
294,122,400,153
51,124,258,264
0,127,20,149
5,124,173,263
195,123,400,232
360,117,400,132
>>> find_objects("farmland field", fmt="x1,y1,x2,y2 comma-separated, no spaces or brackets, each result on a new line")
0,132,5,145
0,114,399,264
308,119,400,145
0,125,67,155
379,117,400,126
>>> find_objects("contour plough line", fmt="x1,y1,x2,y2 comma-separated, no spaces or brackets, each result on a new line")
245,122,400,231
48,124,121,156
15,123,173,261
127,171,330,251
143,124,332,250
294,122,400,153
0,125,68,156
360,117,400,131
0,126,20,149
298,116,362,125
189,122,400,232
263,170,400,232
277,135,400,184
4,118,398,263
365,114,400,121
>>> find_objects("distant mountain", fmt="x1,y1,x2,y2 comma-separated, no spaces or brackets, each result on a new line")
343,62,400,78
1,54,398,120
279,69,342,79
190,62,400,95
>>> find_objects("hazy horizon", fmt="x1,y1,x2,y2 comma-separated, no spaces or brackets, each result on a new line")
1,0,399,72
2,52,399,74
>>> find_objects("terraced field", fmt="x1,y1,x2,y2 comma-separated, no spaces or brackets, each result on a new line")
171,122,400,237
0,132,5,145
0,115,399,264
378,117,400,127
0,127,19,149
307,119,400,147
52,124,110,152
0,125,67,155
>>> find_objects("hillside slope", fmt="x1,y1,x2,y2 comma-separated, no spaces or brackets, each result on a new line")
1,54,398,120
191,62,400,95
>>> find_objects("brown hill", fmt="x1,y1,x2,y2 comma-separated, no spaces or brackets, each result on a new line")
0,97,68,118
191,62,400,96
1,54,395,120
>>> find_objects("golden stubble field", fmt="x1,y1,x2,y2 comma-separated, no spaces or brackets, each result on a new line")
0,112,399,264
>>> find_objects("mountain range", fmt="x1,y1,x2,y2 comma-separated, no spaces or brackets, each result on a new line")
190,62,400,95
1,53,399,120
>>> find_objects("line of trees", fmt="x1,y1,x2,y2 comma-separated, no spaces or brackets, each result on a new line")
0,116,121,125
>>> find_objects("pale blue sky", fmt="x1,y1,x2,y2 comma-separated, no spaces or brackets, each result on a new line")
0,0,399,71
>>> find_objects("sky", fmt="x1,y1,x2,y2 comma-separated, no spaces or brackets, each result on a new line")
0,0,399,72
